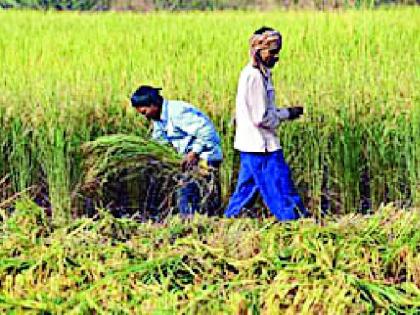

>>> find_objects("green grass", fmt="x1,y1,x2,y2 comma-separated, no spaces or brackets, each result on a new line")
0,8,419,223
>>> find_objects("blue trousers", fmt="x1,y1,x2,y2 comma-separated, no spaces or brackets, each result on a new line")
225,150,309,221
176,163,222,217
177,179,201,217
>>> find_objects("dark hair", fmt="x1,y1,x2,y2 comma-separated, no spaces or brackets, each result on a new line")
131,85,163,108
254,26,275,35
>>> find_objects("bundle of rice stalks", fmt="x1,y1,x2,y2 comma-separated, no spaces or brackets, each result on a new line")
80,134,182,190
77,134,185,219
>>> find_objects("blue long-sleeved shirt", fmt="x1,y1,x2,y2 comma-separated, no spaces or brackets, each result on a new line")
152,100,223,163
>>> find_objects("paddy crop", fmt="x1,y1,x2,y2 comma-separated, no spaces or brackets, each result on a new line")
0,8,418,223
0,200,419,313
0,8,419,314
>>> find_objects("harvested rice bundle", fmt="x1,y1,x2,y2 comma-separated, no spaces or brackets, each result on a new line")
80,134,182,190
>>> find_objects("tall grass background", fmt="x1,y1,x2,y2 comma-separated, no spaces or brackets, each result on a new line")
0,8,418,224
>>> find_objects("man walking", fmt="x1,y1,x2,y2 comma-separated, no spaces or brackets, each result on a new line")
225,27,309,221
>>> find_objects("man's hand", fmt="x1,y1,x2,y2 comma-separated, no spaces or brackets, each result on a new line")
287,106,304,120
181,151,199,171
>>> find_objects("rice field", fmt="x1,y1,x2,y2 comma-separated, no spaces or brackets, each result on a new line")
1,8,419,223
0,9,419,219
0,7,419,313
1,200,419,313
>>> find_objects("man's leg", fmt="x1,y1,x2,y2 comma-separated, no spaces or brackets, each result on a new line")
254,150,309,221
177,177,200,218
224,152,258,218
144,176,161,221
200,166,222,216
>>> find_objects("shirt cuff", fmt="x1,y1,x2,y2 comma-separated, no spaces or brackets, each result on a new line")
191,142,204,155
276,108,290,120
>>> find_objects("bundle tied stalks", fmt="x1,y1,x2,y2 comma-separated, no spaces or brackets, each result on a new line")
80,134,182,193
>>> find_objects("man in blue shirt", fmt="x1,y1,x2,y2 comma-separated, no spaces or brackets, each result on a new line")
131,85,223,218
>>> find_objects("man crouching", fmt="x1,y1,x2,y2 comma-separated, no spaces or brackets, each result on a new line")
131,85,223,219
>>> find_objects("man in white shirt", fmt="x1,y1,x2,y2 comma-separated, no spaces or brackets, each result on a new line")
225,27,309,221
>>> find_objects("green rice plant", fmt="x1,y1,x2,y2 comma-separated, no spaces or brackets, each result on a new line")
5,118,34,194
0,8,418,221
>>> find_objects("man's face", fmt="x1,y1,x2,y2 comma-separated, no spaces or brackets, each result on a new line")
260,47,281,69
136,104,160,120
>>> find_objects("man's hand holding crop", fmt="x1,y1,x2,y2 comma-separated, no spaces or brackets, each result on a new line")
181,151,199,171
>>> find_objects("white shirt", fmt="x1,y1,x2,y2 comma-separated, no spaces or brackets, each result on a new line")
234,63,290,152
